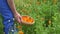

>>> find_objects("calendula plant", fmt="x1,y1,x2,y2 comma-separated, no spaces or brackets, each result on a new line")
14,0,60,34
0,0,59,34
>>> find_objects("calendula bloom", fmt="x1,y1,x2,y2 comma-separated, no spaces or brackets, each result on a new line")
18,31,24,34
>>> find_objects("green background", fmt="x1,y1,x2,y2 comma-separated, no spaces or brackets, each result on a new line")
0,0,60,34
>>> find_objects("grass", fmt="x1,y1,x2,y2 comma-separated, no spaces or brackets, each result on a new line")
0,0,60,34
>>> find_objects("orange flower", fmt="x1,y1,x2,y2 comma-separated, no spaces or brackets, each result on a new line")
53,0,57,4
48,20,51,25
27,18,34,23
41,18,45,21
36,1,41,5
22,16,29,21
43,0,46,3
22,16,34,23
29,1,32,4
17,26,22,28
21,9,28,14
26,4,31,7
18,31,24,34
21,9,26,12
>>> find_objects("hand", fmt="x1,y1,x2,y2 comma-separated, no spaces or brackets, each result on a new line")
14,12,22,23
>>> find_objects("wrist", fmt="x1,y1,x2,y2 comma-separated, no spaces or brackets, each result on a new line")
13,10,17,15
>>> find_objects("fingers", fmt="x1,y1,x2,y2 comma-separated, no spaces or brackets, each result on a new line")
19,16,22,23
17,17,21,23
17,16,22,23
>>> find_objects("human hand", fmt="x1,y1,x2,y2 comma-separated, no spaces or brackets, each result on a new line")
14,12,22,23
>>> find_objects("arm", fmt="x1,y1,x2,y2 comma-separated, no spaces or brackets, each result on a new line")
7,0,22,23
7,0,17,14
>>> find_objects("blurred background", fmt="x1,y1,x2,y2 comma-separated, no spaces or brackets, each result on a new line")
0,0,60,34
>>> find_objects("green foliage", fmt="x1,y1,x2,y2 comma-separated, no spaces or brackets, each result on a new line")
0,0,60,34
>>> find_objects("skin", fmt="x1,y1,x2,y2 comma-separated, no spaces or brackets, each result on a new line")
7,0,22,23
